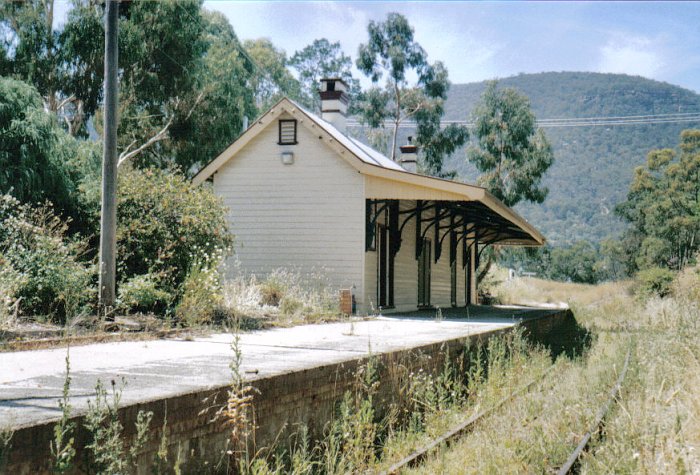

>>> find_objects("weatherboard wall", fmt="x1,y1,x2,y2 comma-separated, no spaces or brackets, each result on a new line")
212,111,366,306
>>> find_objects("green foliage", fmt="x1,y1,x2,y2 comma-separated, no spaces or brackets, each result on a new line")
51,350,76,473
289,38,360,112
0,195,94,323
548,241,599,284
169,10,257,173
616,129,700,272
594,238,629,282
324,356,380,473
356,12,467,170
501,238,628,284
243,38,302,111
117,273,172,314
0,77,79,215
176,258,224,326
2,0,256,171
0,0,61,111
84,378,153,474
468,81,554,207
635,267,676,298
116,168,233,303
0,0,106,136
114,0,207,169
0,259,25,328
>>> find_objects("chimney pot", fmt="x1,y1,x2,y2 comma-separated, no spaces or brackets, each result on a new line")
319,78,349,133
399,139,418,173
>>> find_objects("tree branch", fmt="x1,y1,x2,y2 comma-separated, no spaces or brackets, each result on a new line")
117,92,205,168
117,115,174,168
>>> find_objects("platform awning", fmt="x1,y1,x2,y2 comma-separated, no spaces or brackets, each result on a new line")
364,172,545,248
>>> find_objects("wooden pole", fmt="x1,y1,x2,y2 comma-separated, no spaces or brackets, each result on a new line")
98,0,119,320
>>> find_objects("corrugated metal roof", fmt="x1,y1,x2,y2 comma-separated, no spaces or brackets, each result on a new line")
289,99,406,172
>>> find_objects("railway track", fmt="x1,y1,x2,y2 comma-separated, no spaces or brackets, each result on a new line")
555,343,632,474
381,363,557,475
381,341,633,475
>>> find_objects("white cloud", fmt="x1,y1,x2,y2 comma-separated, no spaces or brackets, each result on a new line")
598,34,665,78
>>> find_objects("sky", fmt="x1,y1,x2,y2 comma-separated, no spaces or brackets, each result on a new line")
54,1,700,93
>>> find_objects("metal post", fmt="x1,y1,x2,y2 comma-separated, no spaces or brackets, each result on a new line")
98,0,119,320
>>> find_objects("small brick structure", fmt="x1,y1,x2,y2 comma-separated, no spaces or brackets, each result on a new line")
339,288,353,315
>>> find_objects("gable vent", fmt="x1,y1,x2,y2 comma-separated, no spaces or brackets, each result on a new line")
278,119,297,145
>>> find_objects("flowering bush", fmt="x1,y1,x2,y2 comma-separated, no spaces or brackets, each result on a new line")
0,195,94,323
116,168,233,305
175,248,227,325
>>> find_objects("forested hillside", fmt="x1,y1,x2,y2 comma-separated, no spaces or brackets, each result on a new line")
441,72,700,245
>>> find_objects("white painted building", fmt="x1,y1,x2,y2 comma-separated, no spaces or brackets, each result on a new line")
193,79,545,314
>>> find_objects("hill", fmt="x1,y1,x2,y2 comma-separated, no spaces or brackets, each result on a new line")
441,72,700,245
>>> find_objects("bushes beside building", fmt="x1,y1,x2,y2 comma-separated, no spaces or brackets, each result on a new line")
0,195,93,325
0,168,233,326
116,168,233,311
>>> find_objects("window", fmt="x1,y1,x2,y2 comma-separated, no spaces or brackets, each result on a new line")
278,119,297,145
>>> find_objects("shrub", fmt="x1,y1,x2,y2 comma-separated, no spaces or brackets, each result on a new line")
176,259,225,326
117,274,172,314
259,277,286,307
0,258,26,328
0,195,94,323
672,262,700,303
116,168,233,304
635,266,676,298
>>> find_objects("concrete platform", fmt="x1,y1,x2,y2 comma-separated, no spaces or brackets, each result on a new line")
2,305,578,474
0,305,560,431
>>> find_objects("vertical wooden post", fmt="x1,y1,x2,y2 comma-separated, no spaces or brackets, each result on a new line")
98,0,119,320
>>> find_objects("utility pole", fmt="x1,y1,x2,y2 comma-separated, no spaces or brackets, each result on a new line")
98,0,119,320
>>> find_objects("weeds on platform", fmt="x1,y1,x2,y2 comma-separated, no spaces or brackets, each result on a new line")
221,269,342,329
50,348,76,473
219,317,257,472
83,378,153,473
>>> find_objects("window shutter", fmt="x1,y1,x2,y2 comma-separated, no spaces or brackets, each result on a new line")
278,119,297,145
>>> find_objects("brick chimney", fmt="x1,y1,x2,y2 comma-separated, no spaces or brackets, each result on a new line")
399,136,418,173
320,78,349,133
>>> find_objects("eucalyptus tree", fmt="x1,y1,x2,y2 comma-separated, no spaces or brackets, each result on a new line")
616,129,700,271
1,0,258,173
243,38,302,112
467,81,554,207
355,12,467,171
0,77,78,215
467,80,554,281
0,0,103,136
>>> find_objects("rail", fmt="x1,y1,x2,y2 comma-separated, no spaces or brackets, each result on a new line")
381,363,556,475
556,343,633,475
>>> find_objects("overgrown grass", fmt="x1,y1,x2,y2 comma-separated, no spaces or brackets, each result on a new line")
578,268,700,473
404,265,700,473
224,328,553,474
219,269,343,329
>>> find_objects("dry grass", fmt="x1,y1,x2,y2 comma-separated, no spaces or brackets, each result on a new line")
495,273,633,309
220,269,345,329
404,265,700,474
406,332,626,474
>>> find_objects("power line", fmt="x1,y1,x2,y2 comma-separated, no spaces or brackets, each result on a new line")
347,111,700,129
